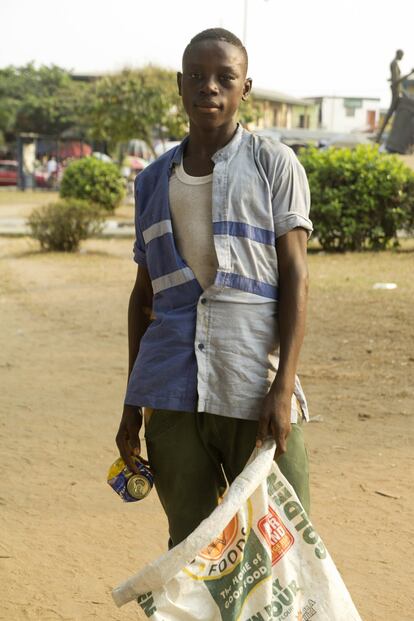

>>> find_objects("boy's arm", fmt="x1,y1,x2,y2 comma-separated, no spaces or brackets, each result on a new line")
256,227,309,458
116,265,153,473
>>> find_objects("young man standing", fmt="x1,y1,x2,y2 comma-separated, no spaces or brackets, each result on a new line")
116,28,313,547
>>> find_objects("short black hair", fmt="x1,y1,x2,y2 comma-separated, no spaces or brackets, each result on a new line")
183,28,248,69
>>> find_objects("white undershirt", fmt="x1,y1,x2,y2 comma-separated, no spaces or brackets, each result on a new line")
169,159,218,291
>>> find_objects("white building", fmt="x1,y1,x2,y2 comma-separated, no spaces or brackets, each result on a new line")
304,96,381,133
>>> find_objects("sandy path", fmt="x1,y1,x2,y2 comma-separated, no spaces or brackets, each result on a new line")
1,237,413,620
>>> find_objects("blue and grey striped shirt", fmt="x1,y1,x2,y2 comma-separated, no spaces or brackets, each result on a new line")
125,125,313,422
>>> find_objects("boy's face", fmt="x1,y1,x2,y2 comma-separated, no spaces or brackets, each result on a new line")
177,39,252,131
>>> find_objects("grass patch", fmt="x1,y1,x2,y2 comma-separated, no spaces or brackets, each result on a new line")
0,189,59,206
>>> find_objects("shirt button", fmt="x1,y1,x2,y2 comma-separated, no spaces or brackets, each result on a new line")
200,298,207,305
198,343,205,351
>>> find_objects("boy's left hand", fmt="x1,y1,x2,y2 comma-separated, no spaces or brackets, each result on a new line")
116,404,143,474
256,387,292,459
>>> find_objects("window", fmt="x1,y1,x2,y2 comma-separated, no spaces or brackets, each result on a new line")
344,98,362,118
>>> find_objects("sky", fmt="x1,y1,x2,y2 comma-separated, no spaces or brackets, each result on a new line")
1,0,414,108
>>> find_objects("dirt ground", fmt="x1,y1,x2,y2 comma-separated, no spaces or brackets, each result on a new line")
0,234,413,621
0,189,134,221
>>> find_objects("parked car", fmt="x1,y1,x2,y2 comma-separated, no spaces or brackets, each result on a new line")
0,160,58,188
34,169,49,188
0,160,18,186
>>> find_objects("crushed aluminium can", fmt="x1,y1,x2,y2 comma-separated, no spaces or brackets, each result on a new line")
107,456,153,502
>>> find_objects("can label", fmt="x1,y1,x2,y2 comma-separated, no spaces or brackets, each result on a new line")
107,457,153,502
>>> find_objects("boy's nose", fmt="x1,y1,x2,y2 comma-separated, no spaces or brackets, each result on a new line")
200,76,219,94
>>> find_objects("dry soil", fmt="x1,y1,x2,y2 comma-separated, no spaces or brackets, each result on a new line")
0,236,413,620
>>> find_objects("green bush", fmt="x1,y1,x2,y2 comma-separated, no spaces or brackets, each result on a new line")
28,199,105,252
299,145,414,251
60,157,124,212
403,172,414,234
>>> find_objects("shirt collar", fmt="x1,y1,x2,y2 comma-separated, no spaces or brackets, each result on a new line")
168,123,245,171
212,123,245,163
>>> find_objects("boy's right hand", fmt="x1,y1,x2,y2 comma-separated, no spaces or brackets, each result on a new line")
116,405,143,474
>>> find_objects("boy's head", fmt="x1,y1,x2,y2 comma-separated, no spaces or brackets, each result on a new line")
183,29,248,74
177,28,252,130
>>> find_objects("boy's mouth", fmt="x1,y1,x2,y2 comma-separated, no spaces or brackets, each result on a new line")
195,101,221,109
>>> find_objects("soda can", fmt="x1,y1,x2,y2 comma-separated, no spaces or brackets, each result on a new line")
107,456,153,502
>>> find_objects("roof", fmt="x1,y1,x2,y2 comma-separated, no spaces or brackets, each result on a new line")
256,128,376,146
304,95,380,102
252,88,313,107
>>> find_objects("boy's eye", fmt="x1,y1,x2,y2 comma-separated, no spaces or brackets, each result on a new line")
189,72,202,79
220,75,235,82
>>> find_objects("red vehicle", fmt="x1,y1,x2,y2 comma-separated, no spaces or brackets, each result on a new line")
34,169,49,188
0,160,18,186
0,160,53,188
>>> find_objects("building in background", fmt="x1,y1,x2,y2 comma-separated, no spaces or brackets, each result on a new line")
304,96,380,133
251,88,318,130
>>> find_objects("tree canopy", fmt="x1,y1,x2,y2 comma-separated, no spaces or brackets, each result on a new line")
82,66,188,155
0,64,85,142
0,63,262,154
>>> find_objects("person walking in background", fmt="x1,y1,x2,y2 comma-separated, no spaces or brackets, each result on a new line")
116,28,313,548
46,155,58,188
376,49,414,143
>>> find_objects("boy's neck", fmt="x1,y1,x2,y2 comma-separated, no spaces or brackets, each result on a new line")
182,120,238,176
186,120,238,160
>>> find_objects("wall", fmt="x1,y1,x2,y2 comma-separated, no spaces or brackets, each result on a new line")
251,99,318,130
319,97,380,132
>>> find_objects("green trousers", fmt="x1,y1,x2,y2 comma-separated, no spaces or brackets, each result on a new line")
145,410,310,547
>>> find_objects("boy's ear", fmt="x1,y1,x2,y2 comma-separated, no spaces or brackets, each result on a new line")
177,72,183,96
242,78,252,101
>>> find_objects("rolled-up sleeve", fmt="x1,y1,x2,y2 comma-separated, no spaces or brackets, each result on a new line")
272,150,313,239
133,176,147,266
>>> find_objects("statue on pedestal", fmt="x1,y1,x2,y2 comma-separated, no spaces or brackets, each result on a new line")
376,50,414,143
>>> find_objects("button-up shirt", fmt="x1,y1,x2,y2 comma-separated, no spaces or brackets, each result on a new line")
125,125,313,422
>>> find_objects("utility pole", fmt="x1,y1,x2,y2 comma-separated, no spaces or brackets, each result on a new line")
243,0,248,45
243,0,271,46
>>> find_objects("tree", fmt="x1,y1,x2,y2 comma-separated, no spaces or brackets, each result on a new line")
0,64,85,142
238,95,262,128
82,66,188,156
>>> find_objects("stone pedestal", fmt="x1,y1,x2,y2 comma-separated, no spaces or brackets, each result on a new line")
386,96,414,154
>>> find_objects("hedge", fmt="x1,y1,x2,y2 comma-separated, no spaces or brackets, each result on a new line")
299,145,414,251
60,157,124,212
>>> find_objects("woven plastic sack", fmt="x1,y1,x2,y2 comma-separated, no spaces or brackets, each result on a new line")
113,440,362,620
